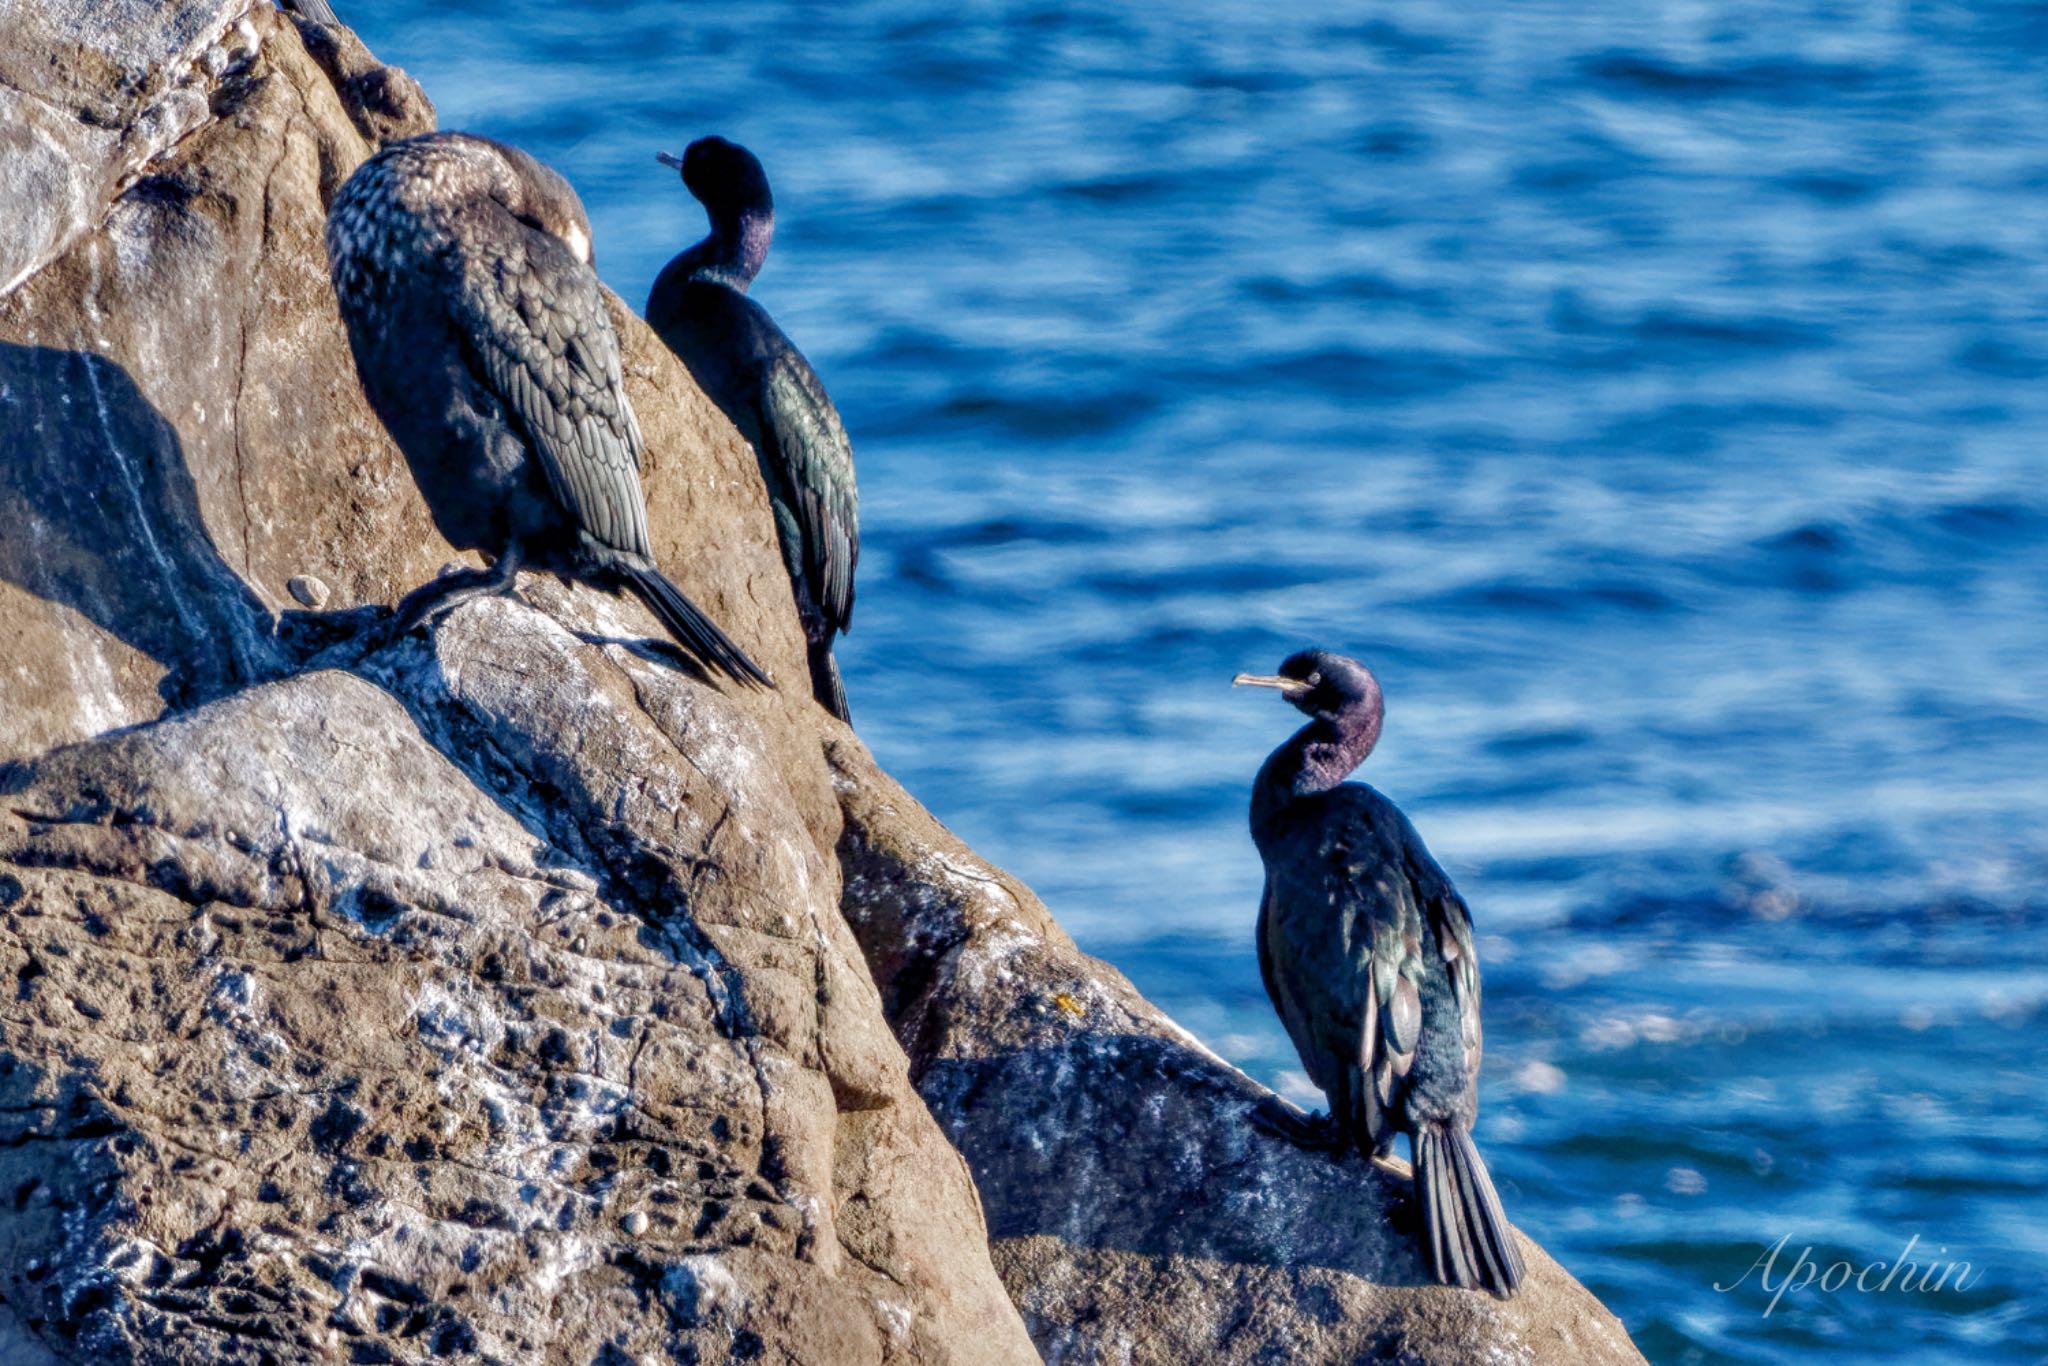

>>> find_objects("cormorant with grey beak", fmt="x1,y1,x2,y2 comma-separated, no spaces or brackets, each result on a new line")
326,132,771,688
645,136,859,720
1236,650,1524,1297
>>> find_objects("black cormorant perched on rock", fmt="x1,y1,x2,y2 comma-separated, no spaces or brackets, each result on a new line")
1235,650,1525,1298
326,132,770,688
645,136,859,720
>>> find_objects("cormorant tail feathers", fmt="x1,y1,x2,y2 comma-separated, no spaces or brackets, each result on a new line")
809,644,850,722
280,0,341,26
620,564,773,689
1414,1122,1525,1298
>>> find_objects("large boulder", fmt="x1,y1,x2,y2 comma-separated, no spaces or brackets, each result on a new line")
0,0,435,760
0,3,1644,1363
0,5,1033,1362
0,0,251,295
0,583,1034,1363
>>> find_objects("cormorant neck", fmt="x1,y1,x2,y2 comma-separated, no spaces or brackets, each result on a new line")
1250,708,1382,834
679,207,774,291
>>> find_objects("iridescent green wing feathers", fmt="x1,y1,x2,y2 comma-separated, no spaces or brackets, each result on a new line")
1260,804,1429,1147
1414,860,1484,1062
760,353,859,632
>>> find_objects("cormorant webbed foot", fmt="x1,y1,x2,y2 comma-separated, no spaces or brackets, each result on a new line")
386,569,488,641
382,547,525,644
1249,1095,1346,1151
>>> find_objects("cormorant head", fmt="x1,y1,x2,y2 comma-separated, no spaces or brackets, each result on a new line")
1234,649,1384,726
495,141,595,265
659,136,774,224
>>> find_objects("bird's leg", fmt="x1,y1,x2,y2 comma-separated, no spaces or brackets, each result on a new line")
386,569,488,639
1248,1095,1347,1151
385,545,526,641
480,544,530,606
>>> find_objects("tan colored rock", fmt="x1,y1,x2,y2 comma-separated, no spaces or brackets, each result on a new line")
0,0,260,297
0,2,414,759
0,582,1034,1363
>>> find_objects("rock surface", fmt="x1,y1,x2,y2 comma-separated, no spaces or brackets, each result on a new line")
0,0,437,760
0,0,251,296
0,4,1645,1363
0,584,1033,1363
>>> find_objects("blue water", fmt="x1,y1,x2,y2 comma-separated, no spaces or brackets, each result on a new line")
336,3,2048,1360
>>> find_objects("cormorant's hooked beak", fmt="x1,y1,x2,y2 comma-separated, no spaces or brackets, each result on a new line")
1233,673,1309,698
656,151,687,173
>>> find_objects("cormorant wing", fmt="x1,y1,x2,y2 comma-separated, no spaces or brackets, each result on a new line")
453,216,654,559
1403,834,1485,1066
758,347,859,633
1260,786,1434,1146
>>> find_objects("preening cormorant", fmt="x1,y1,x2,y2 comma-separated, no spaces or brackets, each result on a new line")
1236,650,1525,1298
645,136,859,720
326,132,770,688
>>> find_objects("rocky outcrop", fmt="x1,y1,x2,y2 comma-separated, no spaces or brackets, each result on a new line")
0,1,436,761
1,0,249,296
0,583,1033,1363
0,6,1032,1362
0,4,1644,1363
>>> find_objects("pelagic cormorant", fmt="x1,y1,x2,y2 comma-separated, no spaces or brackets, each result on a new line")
1235,650,1525,1297
645,136,859,720
326,132,770,688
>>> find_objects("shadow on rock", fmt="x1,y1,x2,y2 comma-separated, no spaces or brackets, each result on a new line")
568,631,719,687
0,1051,127,1353
921,1031,1432,1287
0,342,281,707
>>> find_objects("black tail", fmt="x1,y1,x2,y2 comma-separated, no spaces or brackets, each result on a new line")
281,0,342,25
1413,1122,1525,1298
808,641,850,722
622,565,773,690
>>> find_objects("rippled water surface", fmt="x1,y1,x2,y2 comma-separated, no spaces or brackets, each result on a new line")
337,3,2048,1359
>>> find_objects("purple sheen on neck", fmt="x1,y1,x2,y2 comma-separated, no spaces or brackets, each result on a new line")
1250,695,1385,833
1297,697,1384,794
733,209,774,284
673,207,773,291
